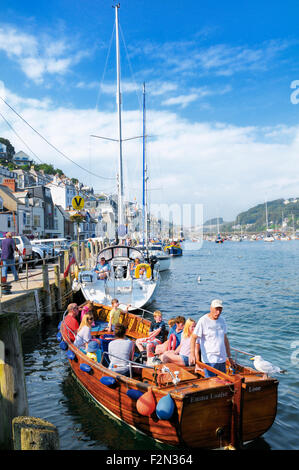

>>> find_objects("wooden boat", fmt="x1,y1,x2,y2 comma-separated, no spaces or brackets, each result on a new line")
59,301,278,449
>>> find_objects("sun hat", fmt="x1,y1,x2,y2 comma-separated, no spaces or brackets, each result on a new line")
87,341,98,352
211,299,223,308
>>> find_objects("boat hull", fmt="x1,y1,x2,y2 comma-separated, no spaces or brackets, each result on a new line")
80,277,159,311
156,256,171,271
60,304,278,449
166,247,182,256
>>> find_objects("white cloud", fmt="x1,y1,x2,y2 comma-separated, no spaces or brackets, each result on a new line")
162,93,199,108
1,84,299,221
0,24,89,84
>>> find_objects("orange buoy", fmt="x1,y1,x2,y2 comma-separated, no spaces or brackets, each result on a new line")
136,389,156,416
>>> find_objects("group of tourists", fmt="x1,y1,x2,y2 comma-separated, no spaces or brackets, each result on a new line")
62,296,235,379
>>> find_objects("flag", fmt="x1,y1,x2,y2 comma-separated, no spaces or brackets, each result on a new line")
64,254,76,278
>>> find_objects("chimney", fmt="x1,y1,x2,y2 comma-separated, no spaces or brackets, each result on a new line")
3,178,16,192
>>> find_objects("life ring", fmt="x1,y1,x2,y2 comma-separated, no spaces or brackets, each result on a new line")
167,334,177,351
135,263,152,279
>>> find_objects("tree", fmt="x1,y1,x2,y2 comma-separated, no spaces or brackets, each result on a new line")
0,137,15,161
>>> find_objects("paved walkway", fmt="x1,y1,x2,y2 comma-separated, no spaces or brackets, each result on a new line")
0,263,59,302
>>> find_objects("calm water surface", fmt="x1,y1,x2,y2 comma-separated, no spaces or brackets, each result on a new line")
22,240,299,450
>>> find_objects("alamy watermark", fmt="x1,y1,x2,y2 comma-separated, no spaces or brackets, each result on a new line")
110,203,204,250
290,80,299,104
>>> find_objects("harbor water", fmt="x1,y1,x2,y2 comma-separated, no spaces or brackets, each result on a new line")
22,240,299,450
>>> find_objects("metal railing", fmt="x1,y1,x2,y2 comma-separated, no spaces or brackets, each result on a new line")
0,253,64,298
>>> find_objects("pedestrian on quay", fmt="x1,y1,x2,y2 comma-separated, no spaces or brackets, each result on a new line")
0,232,20,283
189,299,235,377
62,303,80,342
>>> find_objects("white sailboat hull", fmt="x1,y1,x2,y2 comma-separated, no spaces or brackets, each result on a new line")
156,255,171,272
77,274,160,311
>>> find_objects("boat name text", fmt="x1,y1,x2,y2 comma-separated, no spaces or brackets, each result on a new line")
190,391,229,403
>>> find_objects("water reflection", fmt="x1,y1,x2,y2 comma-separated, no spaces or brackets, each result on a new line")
60,372,174,451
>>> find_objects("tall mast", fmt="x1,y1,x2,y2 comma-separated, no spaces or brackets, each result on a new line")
265,200,268,231
114,4,124,232
142,82,149,251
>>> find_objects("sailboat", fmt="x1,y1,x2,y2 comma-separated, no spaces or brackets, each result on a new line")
136,83,171,271
74,6,159,310
215,217,224,243
264,201,274,242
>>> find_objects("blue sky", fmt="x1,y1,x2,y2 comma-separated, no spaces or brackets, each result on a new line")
1,0,299,222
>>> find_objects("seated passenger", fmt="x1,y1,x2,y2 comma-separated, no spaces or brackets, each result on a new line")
74,313,94,351
108,323,135,376
86,340,99,362
62,303,80,342
107,298,131,332
155,316,186,355
94,257,110,279
79,300,95,324
135,310,166,359
160,318,196,366
130,257,145,277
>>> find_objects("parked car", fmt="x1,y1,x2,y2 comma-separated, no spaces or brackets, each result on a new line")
31,243,51,264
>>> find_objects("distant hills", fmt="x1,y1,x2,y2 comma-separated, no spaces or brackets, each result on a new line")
220,198,299,232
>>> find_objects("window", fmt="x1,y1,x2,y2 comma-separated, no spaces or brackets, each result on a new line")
0,197,3,210
33,215,41,227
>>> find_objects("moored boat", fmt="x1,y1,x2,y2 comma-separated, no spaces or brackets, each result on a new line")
74,244,159,311
164,242,183,256
59,301,278,449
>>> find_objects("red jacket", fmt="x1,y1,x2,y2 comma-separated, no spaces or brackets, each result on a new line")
63,315,79,342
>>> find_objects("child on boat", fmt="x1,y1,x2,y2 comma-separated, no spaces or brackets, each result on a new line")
107,299,131,332
155,316,186,355
135,310,166,360
86,340,99,362
80,301,95,324
160,318,196,366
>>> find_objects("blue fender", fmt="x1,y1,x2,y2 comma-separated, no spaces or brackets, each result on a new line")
156,393,175,420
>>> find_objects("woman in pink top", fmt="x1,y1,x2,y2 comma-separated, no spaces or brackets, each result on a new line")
80,301,95,326
160,319,196,366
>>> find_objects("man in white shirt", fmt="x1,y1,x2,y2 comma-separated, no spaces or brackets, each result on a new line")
189,299,234,377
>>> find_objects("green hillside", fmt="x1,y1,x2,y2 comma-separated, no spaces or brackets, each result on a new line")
222,198,299,232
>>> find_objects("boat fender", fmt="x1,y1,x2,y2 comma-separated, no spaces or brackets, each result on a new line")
59,341,68,351
80,363,92,374
56,332,62,342
126,389,143,400
156,393,175,420
136,389,156,416
135,263,152,279
67,350,76,361
167,334,177,351
100,376,116,387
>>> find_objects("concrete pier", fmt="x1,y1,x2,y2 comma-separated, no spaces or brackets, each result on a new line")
0,253,77,333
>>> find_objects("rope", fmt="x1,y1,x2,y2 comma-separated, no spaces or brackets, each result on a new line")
0,96,116,181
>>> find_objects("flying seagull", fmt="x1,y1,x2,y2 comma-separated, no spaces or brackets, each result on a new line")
250,355,287,375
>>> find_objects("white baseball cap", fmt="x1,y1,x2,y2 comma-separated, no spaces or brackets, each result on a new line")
211,299,223,308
